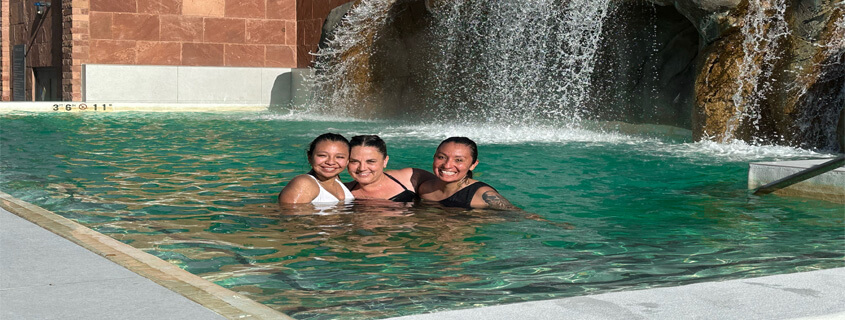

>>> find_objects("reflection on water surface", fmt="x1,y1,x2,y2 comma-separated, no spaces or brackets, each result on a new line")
1,112,842,319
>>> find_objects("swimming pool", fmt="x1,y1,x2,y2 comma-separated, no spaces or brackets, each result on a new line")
1,111,842,319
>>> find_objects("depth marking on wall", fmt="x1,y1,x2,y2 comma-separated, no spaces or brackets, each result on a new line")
0,103,268,113
52,103,114,112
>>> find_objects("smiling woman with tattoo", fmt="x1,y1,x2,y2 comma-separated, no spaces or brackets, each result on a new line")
417,137,518,210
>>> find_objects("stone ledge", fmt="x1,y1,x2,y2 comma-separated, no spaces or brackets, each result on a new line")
749,159,845,203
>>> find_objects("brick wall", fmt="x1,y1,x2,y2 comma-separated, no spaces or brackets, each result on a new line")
4,0,353,101
3,0,30,100
1,0,9,101
63,0,89,101
84,0,300,67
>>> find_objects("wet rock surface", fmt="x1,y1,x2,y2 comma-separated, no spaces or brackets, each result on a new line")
316,0,843,151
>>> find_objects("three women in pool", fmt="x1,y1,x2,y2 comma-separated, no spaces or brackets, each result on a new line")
279,133,516,210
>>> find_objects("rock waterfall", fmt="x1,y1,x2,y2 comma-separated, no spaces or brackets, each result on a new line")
306,0,845,151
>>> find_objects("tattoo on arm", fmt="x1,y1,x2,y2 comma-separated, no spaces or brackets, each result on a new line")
481,191,518,210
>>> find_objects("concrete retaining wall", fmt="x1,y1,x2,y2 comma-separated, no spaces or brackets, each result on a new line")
749,159,845,203
81,64,311,107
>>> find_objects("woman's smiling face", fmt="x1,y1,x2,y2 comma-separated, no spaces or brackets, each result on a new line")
308,140,349,180
347,145,388,184
432,142,478,183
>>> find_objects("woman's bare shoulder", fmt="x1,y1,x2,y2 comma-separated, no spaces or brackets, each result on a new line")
385,168,413,179
386,168,422,189
278,174,320,204
286,174,318,186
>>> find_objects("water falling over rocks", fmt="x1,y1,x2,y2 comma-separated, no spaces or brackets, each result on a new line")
308,0,434,119
308,0,844,151
693,0,844,150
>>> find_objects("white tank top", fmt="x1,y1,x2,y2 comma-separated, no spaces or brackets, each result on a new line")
308,175,354,204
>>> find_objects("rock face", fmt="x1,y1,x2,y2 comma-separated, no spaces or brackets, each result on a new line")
312,0,434,118
677,0,844,150
647,0,843,150
590,2,700,129
315,0,844,151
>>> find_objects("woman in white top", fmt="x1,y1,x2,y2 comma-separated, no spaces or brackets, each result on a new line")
278,133,355,205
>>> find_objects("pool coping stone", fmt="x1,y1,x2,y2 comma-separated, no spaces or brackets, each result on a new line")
384,268,845,320
0,191,293,320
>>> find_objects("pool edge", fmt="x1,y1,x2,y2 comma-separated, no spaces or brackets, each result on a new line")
0,102,269,113
383,267,845,319
749,158,845,203
0,191,293,320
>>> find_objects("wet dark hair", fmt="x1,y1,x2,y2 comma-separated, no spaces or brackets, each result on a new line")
437,136,478,178
307,133,350,160
349,135,387,158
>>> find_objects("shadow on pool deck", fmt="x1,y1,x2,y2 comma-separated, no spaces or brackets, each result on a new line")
1,191,843,320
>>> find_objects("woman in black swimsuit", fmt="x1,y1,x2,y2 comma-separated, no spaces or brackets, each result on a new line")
418,137,518,210
346,135,435,202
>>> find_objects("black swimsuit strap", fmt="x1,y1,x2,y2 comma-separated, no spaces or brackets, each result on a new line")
349,173,406,192
439,182,494,209
384,173,409,191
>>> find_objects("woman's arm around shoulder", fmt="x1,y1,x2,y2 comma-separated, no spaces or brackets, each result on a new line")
407,168,437,192
471,185,519,210
278,174,320,205
384,167,436,193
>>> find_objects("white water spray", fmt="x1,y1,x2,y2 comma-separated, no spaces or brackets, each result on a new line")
306,0,398,116
430,0,612,126
725,0,790,142
307,0,612,127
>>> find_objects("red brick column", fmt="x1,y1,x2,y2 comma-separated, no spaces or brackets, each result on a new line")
1,0,11,101
62,0,89,101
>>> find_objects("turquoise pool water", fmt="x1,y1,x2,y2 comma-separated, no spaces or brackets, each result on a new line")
1,112,842,319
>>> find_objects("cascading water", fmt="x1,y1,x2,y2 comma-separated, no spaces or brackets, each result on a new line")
307,0,613,127
305,0,842,151
306,0,399,116
428,0,612,126
724,0,790,143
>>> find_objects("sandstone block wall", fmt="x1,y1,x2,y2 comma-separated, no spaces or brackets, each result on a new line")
2,0,353,101
85,0,296,67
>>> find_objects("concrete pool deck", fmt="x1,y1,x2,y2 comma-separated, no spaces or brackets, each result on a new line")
386,268,845,320
2,192,844,319
0,192,292,320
